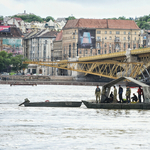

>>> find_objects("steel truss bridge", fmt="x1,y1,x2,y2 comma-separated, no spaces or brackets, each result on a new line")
24,48,150,79
24,61,146,79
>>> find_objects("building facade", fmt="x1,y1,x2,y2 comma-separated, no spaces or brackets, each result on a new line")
62,19,141,59
0,26,23,55
23,29,58,75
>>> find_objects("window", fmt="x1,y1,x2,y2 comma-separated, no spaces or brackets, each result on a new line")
98,50,101,54
124,37,126,40
115,37,120,41
109,50,111,53
79,49,82,54
69,45,71,57
105,31,107,34
109,43,111,47
124,43,126,49
73,43,75,50
97,43,100,48
135,37,136,41
128,32,130,35
116,31,120,34
86,49,88,54
135,32,136,35
124,31,126,35
105,43,107,47
133,44,136,49
45,40,47,44
105,37,107,40
110,31,112,34
97,31,101,34
115,43,120,49
73,36,75,39
97,36,101,41
90,49,92,54
128,43,130,48
109,36,112,40
105,50,106,54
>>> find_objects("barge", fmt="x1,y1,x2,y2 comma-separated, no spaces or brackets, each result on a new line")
19,99,82,107
82,77,150,110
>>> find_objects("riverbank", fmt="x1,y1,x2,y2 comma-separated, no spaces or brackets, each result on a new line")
0,75,148,86
0,80,107,86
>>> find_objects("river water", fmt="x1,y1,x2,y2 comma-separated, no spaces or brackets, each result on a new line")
0,84,150,150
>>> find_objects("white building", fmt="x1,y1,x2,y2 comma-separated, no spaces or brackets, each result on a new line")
23,29,58,75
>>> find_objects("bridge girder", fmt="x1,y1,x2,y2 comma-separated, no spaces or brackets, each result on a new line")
24,61,144,79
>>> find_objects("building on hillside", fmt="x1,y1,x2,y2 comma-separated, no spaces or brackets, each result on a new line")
62,19,141,59
56,18,67,23
53,30,63,61
5,17,26,33
16,10,34,16
53,30,63,75
23,29,58,75
140,30,150,48
0,26,23,55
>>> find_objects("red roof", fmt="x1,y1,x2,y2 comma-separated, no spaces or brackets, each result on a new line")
63,19,140,30
55,30,62,41
15,17,22,21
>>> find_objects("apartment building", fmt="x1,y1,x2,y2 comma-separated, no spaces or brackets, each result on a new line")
0,26,23,55
62,19,140,59
23,29,58,75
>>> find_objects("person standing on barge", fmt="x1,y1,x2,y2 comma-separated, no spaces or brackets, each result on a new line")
95,85,101,103
113,86,117,103
137,86,143,103
118,85,123,103
126,86,131,103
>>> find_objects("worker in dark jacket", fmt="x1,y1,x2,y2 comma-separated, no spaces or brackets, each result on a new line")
131,93,138,102
95,85,101,103
118,85,123,103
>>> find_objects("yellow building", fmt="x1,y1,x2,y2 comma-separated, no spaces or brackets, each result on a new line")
62,19,140,59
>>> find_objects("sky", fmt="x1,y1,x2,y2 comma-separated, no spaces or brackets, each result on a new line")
0,0,150,19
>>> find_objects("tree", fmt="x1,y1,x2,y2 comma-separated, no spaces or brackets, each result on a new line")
66,16,76,20
45,16,55,22
118,16,126,20
137,21,150,29
12,14,43,22
11,55,28,73
0,16,3,21
0,51,12,72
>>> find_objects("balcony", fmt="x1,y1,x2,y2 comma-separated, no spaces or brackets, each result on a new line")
96,39,101,42
114,39,121,42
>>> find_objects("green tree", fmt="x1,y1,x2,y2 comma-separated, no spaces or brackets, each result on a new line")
45,16,55,22
0,16,3,21
0,51,12,72
11,55,28,73
13,14,43,22
137,21,150,29
66,16,76,20
118,16,126,20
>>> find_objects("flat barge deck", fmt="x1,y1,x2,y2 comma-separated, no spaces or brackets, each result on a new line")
82,101,150,110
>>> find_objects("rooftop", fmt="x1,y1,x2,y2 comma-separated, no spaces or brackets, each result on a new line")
0,27,23,38
55,30,63,41
63,19,140,30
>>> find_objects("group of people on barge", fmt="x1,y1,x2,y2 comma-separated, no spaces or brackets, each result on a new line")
95,85,144,103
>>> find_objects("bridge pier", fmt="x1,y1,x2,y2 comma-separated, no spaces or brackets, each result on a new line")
126,48,138,62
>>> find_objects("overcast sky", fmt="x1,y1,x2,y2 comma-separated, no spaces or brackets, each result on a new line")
0,0,150,19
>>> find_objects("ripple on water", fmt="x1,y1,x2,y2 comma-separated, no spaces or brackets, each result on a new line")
0,85,150,150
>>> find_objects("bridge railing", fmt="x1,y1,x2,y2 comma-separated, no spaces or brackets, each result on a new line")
79,51,126,61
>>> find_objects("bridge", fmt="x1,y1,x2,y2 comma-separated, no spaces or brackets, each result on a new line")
24,48,150,80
